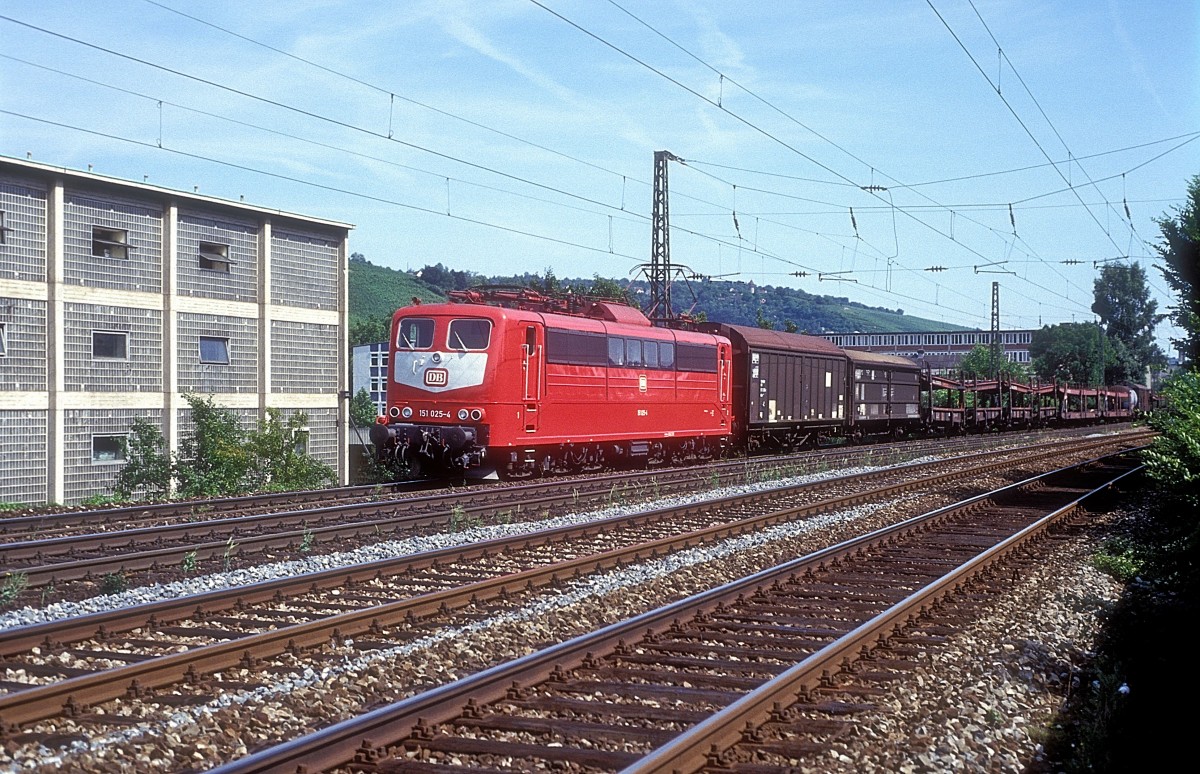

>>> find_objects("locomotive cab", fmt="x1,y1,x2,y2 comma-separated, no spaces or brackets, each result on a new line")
370,305,506,476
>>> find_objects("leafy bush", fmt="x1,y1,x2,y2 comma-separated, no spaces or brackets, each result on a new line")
1,572,28,608
112,417,172,501
245,408,335,493
1141,370,1200,508
108,394,336,501
174,394,253,498
101,571,128,595
1092,537,1144,583
350,387,380,429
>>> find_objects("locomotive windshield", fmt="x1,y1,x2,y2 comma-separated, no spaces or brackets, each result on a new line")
448,318,491,350
397,318,434,350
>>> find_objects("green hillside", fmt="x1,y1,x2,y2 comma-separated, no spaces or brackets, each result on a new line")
348,257,971,345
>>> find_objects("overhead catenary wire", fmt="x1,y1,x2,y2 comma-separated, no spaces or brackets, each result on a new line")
5,6,1168,331
0,15,985,325
530,0,1099,323
927,0,1158,300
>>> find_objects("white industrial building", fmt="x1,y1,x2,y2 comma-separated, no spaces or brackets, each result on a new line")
0,156,352,505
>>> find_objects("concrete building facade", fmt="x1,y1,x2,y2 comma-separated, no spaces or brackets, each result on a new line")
0,157,352,505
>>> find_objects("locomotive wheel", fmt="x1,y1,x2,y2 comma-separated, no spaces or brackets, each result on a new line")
401,446,427,479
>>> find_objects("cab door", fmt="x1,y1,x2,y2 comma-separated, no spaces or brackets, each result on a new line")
522,325,542,431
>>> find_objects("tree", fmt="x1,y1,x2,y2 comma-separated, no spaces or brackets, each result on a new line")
350,387,380,428
417,263,474,292
1030,322,1112,385
349,315,391,347
1091,262,1165,382
519,267,560,295
245,409,336,493
112,418,172,501
174,394,253,498
585,275,633,304
1142,370,1200,507
957,344,1028,381
1155,174,1200,367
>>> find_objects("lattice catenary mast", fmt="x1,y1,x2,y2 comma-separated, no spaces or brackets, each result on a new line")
648,149,683,323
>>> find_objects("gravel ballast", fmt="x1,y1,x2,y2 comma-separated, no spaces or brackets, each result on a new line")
0,446,1139,772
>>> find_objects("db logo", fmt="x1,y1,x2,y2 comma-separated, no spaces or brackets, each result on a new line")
424,368,449,387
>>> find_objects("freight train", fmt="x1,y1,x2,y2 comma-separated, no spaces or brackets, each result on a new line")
369,286,1146,478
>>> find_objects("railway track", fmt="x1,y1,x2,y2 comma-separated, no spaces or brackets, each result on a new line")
0,423,1133,545
0,434,1145,771
0,427,1150,599
202,450,1142,773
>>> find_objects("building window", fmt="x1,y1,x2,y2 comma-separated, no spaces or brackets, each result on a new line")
92,227,131,259
292,427,310,456
0,322,6,357
198,242,232,273
0,210,10,245
199,336,230,364
92,330,128,360
92,435,126,463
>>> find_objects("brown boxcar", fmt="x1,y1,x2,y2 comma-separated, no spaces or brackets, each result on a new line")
844,348,923,437
707,323,849,452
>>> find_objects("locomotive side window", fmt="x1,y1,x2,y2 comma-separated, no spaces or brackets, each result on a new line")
447,318,491,350
546,328,606,365
658,341,675,369
397,318,434,350
643,340,659,368
608,337,626,367
625,339,643,367
676,342,718,373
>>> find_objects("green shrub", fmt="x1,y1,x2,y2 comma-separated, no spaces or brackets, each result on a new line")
112,417,172,501
173,394,253,497
101,572,128,595
1142,370,1200,508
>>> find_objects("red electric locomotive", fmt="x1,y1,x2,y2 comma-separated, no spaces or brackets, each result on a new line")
370,287,733,478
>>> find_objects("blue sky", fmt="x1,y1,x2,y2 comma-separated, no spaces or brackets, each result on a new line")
2,1,1197,353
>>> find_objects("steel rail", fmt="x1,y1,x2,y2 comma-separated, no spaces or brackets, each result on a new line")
0,440,1145,731
2,430,1152,590
202,451,1141,774
622,463,1145,773
0,424,1136,542
1,432,1144,655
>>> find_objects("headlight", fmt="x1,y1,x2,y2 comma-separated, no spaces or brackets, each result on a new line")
470,409,483,421
401,406,413,419
457,408,470,421
389,406,400,418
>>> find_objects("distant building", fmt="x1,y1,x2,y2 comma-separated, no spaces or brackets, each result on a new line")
352,342,389,417
820,330,1035,373
0,156,353,505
